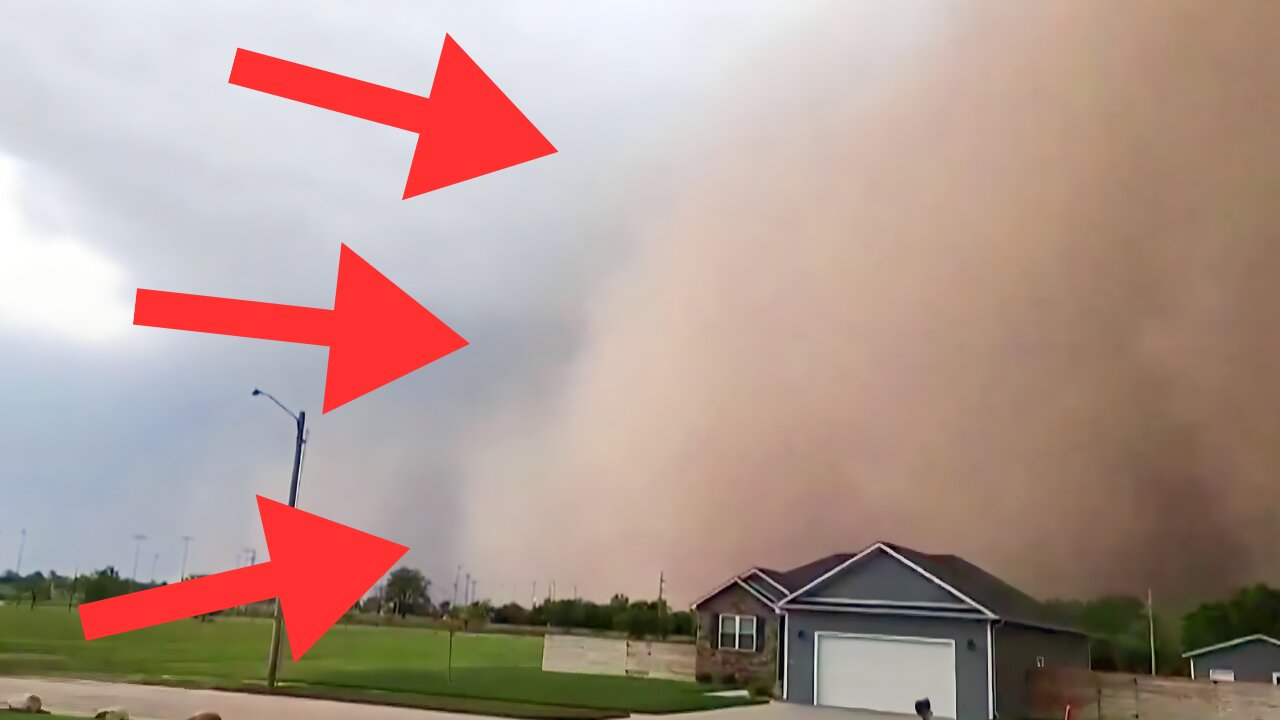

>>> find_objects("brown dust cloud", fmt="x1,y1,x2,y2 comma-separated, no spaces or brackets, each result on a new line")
460,1,1280,606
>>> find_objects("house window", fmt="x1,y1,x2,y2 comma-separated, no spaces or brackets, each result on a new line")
1035,656,1045,668
1272,672,1280,686
1209,669,1235,682
718,614,757,652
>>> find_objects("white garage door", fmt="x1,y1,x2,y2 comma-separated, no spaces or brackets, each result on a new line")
815,633,958,719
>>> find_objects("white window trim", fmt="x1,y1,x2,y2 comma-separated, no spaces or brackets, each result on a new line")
718,613,758,652
1035,656,1045,668
1272,671,1280,686
1208,668,1235,682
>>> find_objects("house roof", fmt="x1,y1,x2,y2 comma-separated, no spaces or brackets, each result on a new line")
1182,634,1280,658
771,553,857,593
882,543,1079,631
694,541,1080,633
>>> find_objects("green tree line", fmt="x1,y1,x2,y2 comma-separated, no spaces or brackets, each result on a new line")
13,564,1278,666
360,567,695,639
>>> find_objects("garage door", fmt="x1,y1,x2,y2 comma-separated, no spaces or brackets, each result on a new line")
815,633,958,719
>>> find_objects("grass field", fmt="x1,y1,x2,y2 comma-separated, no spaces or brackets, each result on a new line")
0,607,747,717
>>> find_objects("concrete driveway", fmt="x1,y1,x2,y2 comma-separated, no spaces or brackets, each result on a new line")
0,677,913,720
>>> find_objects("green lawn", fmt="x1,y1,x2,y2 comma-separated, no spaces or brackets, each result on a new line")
0,607,746,717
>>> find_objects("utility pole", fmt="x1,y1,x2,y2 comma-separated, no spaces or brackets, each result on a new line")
1147,588,1157,676
130,534,147,581
452,565,462,608
658,571,667,638
464,572,471,605
179,536,193,581
471,578,478,605
531,581,537,608
253,387,306,692
15,529,26,576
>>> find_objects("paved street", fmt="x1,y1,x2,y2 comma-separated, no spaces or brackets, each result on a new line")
0,677,905,720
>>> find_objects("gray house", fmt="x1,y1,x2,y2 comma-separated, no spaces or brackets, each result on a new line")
1184,634,1280,684
692,541,1089,720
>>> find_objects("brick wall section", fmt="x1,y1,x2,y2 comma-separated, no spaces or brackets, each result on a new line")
694,582,779,690
1027,667,1280,720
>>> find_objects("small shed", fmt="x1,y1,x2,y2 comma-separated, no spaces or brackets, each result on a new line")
1183,634,1280,684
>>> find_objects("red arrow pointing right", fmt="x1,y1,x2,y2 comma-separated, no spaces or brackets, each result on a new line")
133,244,468,413
229,35,557,198
80,496,408,660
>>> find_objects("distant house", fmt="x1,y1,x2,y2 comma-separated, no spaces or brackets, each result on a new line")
691,541,1089,720
1184,634,1280,684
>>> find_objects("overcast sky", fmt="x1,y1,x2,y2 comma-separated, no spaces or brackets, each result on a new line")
0,0,821,600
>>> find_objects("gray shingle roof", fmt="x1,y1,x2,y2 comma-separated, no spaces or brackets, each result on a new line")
750,542,1080,633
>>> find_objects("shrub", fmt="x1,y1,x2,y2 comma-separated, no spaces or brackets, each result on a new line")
747,677,775,699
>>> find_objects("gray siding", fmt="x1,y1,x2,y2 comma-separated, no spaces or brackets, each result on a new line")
1191,640,1280,683
800,548,961,605
784,610,991,720
992,623,1090,719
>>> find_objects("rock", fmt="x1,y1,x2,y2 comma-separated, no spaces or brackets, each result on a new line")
6,693,42,712
93,707,130,720
187,713,222,720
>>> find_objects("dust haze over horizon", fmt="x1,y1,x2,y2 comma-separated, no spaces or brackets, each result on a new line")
3,1,1280,609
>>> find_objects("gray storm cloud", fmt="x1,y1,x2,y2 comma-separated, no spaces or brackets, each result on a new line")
463,1,1280,605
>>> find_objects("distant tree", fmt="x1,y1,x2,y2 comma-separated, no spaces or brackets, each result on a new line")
1183,584,1280,653
670,610,695,637
462,601,490,631
492,602,531,625
81,567,130,604
384,567,431,617
1046,594,1182,673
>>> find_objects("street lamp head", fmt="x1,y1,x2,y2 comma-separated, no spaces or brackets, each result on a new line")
252,388,262,396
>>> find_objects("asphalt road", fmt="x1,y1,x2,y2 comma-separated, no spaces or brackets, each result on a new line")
0,676,904,720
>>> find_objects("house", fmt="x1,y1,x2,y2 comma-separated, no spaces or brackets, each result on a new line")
1183,634,1280,684
691,541,1090,720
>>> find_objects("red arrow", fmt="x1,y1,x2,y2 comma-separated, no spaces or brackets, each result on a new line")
228,35,557,198
79,496,408,660
133,244,468,413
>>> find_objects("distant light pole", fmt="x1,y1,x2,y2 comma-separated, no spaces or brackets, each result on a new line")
179,536,194,581
15,529,26,576
150,553,160,584
130,534,147,581
252,387,307,692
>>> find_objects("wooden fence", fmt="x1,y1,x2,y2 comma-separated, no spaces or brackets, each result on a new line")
1028,667,1280,720
541,634,696,681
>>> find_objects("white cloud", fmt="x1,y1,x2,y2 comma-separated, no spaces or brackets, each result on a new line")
0,152,131,342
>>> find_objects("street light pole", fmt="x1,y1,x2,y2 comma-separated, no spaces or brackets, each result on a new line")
15,529,26,576
253,388,306,692
179,536,193,581
130,534,147,582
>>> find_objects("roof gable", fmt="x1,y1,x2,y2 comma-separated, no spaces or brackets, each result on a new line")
794,545,968,606
780,542,992,616
690,568,786,610
1183,634,1280,658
